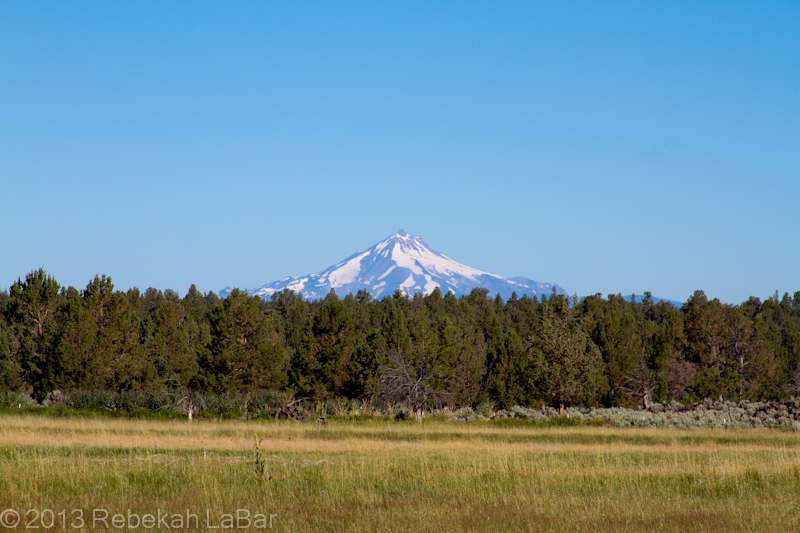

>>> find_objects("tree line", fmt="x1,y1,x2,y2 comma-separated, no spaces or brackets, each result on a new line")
2,268,800,411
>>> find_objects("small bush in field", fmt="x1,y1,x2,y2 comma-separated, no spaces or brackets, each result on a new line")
43,390,68,407
0,391,36,408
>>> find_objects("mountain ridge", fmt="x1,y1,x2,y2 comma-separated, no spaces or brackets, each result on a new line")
220,231,566,301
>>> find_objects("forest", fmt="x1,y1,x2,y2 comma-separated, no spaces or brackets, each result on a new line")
2,268,800,412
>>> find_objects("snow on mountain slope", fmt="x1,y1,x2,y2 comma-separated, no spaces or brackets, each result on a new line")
220,231,567,301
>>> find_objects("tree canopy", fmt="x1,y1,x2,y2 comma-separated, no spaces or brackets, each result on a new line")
3,269,800,410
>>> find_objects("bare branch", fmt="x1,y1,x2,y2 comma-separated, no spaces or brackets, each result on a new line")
377,350,451,421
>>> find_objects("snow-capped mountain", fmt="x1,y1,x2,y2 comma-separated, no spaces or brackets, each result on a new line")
220,231,567,301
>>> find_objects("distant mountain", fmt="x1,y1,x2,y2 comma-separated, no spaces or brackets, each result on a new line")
578,293,683,309
220,230,566,301
627,294,684,309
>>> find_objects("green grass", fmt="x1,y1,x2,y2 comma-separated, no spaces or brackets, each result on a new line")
0,406,189,420
1,416,800,532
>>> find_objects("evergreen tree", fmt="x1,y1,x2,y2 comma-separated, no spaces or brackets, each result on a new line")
203,288,287,393
724,304,773,399
441,308,486,407
0,312,23,392
6,269,61,396
643,298,685,403
482,325,528,408
344,290,384,399
593,297,648,407
682,291,733,400
142,300,199,391
54,276,144,392
289,290,354,399
529,298,604,413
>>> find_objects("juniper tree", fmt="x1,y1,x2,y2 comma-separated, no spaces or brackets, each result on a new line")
530,297,604,414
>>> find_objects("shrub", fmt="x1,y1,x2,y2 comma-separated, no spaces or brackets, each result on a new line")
466,398,800,430
0,391,36,408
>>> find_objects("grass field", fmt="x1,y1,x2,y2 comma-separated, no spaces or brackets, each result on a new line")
1,415,800,532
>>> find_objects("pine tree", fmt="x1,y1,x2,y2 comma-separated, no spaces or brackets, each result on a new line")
0,312,23,392
54,276,144,392
482,325,528,408
6,269,61,397
203,289,287,393
530,298,604,413
143,300,199,391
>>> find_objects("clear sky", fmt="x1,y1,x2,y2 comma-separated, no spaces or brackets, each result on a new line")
1,1,798,304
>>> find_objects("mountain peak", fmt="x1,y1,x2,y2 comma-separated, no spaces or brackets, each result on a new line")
224,232,566,301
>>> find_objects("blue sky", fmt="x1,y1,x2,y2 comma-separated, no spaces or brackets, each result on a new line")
1,1,798,303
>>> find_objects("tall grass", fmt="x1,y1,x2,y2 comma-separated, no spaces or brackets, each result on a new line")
1,416,799,532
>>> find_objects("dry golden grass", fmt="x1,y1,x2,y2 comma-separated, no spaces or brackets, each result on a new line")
1,415,800,532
